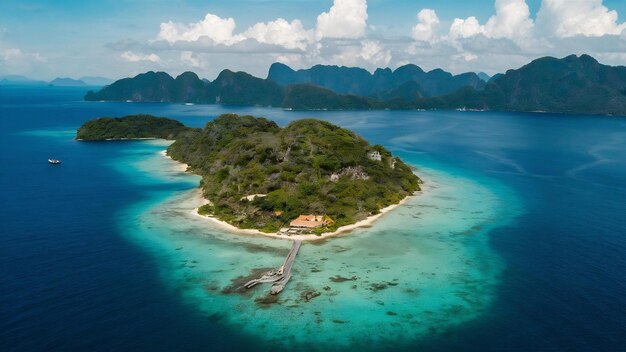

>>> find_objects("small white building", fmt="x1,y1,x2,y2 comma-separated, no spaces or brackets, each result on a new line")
368,150,382,161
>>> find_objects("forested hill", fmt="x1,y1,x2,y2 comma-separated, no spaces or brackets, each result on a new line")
479,54,626,115
84,55,626,116
76,114,191,140
168,114,421,232
84,70,284,106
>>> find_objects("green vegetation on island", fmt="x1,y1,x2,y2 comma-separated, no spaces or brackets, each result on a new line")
282,84,373,110
76,113,421,234
76,114,192,140
168,114,421,233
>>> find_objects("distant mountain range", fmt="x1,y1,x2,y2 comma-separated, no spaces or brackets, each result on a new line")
79,76,115,86
267,62,486,98
49,78,87,87
0,75,113,87
84,54,626,115
0,75,49,86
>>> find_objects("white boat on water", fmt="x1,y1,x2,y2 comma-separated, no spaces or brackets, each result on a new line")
48,159,61,165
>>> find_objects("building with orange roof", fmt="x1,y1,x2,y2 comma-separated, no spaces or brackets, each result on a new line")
289,215,332,228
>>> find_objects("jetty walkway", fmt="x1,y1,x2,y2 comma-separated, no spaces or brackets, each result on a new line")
244,240,301,295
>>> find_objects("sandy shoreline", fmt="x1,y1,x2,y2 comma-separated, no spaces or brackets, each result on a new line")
188,189,417,241
162,148,420,242
160,150,189,172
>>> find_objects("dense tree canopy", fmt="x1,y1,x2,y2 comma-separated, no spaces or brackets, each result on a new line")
76,114,191,140
168,114,421,233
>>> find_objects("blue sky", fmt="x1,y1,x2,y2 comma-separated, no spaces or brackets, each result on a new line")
1,0,625,80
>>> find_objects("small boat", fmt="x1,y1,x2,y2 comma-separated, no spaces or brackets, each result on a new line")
48,159,61,165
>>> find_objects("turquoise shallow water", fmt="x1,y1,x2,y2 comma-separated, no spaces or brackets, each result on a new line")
115,142,520,350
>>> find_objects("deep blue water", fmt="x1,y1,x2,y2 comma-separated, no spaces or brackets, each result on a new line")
1,86,625,351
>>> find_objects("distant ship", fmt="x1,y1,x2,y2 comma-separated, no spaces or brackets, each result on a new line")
48,159,61,165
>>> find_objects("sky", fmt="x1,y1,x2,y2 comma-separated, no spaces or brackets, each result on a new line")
1,0,626,80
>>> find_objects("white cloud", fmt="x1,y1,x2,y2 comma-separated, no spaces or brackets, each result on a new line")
121,51,161,63
158,13,243,45
180,51,205,68
0,47,45,63
453,52,479,62
404,0,626,75
484,0,534,39
408,0,540,72
308,39,392,69
0,40,46,76
2,48,23,61
156,0,369,51
0,26,38,77
537,0,626,38
447,0,534,41
138,0,382,73
155,13,315,52
449,17,483,40
242,18,313,50
412,9,440,42
316,0,368,40
359,40,392,66
408,0,535,70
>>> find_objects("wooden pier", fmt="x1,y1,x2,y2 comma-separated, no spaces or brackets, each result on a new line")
244,240,301,295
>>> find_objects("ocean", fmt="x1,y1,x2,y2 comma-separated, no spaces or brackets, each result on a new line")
1,86,625,351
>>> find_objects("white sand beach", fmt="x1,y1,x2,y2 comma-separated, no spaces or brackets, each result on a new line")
164,148,420,241
188,189,417,241
160,150,189,172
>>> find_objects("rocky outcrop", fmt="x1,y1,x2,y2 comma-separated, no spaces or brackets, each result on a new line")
330,166,370,182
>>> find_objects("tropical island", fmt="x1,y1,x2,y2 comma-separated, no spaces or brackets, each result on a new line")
77,114,422,236
76,114,189,140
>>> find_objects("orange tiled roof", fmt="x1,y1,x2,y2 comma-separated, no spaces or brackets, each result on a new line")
290,215,327,228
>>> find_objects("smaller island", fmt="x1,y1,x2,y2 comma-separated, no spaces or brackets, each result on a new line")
77,114,421,237
76,114,191,140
